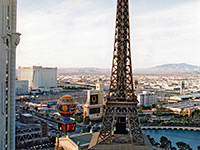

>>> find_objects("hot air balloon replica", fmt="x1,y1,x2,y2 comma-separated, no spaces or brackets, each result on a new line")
57,95,77,134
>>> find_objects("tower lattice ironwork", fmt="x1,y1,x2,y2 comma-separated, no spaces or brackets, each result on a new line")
97,0,145,145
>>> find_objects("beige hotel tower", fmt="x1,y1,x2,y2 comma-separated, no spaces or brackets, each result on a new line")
0,0,20,149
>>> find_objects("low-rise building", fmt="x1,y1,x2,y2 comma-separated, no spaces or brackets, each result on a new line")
137,91,157,107
163,100,200,113
55,132,93,150
169,95,192,102
16,80,29,95
18,66,57,89
19,114,33,124
16,115,54,149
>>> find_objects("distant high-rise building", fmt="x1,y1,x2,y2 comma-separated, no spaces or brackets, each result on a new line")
137,91,157,107
0,0,20,149
18,66,57,89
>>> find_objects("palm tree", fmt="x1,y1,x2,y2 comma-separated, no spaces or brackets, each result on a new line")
176,142,192,150
45,113,49,119
160,136,172,150
25,106,30,112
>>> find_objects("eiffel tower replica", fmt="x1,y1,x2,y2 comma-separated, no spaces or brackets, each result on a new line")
89,0,152,149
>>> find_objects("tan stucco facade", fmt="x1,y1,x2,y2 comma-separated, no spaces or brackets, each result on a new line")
55,133,93,150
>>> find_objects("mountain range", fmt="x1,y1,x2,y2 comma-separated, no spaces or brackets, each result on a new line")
58,63,200,75
134,63,200,75
154,63,200,71
58,67,110,74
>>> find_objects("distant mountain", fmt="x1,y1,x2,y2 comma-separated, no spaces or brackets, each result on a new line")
154,63,200,71
58,63,200,75
134,63,200,75
58,67,110,74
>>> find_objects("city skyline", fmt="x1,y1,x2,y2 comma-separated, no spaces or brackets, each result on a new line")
17,0,200,69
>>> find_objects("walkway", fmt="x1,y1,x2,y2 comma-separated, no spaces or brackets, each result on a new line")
142,126,200,131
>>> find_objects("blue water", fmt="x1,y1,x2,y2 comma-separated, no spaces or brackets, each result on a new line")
142,129,200,150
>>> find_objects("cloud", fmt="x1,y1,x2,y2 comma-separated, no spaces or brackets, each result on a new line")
131,1,200,68
17,0,117,68
17,0,200,69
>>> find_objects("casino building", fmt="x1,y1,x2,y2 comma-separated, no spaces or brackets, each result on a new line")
83,80,104,121
18,66,57,89
55,132,93,150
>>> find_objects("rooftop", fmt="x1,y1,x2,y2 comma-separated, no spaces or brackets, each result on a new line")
22,113,32,117
163,100,200,110
172,95,192,99
70,133,93,146
16,121,40,128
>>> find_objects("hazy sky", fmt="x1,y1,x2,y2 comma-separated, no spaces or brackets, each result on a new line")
17,0,200,69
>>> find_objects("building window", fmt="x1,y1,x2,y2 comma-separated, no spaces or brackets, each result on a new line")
89,108,100,114
5,39,9,49
6,6,10,30
5,48,9,150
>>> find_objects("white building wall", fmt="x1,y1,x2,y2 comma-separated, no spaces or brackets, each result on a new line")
18,67,33,88
0,0,20,149
18,66,57,89
137,91,157,107
39,67,57,88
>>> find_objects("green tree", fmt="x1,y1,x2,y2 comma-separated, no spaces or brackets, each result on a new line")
171,147,176,150
75,114,83,123
22,106,26,113
160,136,172,149
151,104,157,109
84,116,90,124
191,109,200,119
155,142,160,147
25,106,30,112
138,105,145,112
197,146,200,150
176,142,192,150
147,135,156,146
45,113,49,118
